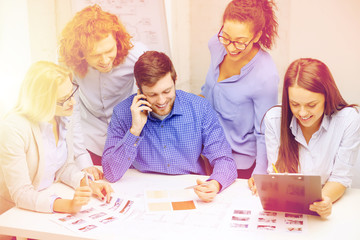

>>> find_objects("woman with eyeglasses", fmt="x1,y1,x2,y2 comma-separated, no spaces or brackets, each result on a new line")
264,58,360,217
200,0,279,188
0,61,113,215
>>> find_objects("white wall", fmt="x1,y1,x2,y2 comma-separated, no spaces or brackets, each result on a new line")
185,0,360,105
27,0,58,62
0,0,31,117
189,0,229,93
1,0,359,117
286,0,360,105
167,0,191,92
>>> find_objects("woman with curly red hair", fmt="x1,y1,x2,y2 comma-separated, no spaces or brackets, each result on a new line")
200,0,279,187
59,5,147,169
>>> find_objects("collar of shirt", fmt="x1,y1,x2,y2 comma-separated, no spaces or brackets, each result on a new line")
150,112,169,120
213,36,263,81
39,116,69,132
86,63,121,76
62,116,70,129
290,114,330,143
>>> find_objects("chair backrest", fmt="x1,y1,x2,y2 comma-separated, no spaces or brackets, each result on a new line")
351,154,360,188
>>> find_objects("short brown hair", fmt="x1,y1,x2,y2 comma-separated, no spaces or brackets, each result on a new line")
134,51,177,88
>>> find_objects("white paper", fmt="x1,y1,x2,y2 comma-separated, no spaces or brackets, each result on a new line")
223,208,308,233
50,195,137,234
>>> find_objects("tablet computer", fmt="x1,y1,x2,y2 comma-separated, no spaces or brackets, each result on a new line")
253,174,322,216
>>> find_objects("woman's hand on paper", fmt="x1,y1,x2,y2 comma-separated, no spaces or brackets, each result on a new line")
53,186,92,214
70,186,92,213
89,181,114,203
194,179,220,202
309,196,332,218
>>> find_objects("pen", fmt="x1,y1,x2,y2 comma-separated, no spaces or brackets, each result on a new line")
85,172,89,186
272,163,279,173
184,182,209,189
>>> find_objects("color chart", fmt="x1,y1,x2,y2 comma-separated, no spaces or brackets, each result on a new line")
145,189,198,213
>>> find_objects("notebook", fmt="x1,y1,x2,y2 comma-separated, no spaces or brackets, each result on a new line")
253,174,322,216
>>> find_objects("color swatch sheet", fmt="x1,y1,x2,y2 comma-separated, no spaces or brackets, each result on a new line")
145,189,198,213
50,195,137,234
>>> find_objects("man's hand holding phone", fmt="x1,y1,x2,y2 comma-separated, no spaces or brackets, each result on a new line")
130,90,152,136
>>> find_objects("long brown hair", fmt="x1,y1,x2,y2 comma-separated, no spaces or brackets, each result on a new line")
223,0,278,50
277,58,356,173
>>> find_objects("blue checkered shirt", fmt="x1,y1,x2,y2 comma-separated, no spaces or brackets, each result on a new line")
102,90,237,190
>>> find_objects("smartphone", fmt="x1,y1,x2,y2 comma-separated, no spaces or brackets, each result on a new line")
138,88,151,114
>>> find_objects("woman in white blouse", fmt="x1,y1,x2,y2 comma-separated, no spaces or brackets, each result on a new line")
0,61,113,215
264,58,360,218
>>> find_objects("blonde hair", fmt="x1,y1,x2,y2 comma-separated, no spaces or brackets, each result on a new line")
14,61,73,122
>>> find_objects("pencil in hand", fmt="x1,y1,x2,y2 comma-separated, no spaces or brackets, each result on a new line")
272,163,279,173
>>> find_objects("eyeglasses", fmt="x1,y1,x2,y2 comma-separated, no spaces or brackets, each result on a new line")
217,26,254,51
56,82,79,107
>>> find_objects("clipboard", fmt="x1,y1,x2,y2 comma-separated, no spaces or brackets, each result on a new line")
253,174,322,216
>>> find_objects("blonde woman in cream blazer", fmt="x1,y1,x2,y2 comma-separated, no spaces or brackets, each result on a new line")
0,61,113,215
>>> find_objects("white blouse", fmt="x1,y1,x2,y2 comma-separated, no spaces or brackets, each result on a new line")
38,117,68,191
264,106,360,187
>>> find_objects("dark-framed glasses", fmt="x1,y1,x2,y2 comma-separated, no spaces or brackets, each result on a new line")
56,82,79,107
217,25,254,51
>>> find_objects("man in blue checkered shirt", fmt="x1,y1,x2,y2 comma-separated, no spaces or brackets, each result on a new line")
102,51,237,202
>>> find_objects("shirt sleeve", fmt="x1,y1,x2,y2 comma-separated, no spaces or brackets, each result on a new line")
55,156,85,190
0,119,56,213
201,102,237,191
102,107,142,182
50,195,61,213
264,108,281,173
328,109,360,187
252,72,279,175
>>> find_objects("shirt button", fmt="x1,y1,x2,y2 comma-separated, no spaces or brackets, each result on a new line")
161,125,164,128
134,143,137,146
167,164,170,167
164,145,166,149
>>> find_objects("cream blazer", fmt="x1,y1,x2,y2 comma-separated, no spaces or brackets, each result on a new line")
0,113,84,214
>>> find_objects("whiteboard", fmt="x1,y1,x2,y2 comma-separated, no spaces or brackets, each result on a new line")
71,0,170,56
